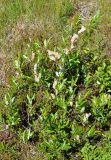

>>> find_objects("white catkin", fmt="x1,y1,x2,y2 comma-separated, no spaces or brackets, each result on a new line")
53,79,57,89
34,63,41,82
70,34,79,49
78,26,86,34
47,50,60,61
34,63,38,75
34,73,41,82
31,52,35,61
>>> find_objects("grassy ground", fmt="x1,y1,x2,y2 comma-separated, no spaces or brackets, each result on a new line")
0,0,111,159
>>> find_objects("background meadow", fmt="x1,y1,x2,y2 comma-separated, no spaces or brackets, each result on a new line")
0,0,111,159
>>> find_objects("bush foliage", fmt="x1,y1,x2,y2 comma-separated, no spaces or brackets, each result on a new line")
3,14,111,159
1,1,111,160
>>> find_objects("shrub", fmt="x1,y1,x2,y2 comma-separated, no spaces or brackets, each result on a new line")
3,16,111,160
81,140,111,160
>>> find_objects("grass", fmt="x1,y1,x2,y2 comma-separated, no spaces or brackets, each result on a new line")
0,0,111,160
0,0,74,54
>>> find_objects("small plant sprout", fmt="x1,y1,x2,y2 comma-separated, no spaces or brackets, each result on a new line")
83,113,91,123
47,50,61,61
44,39,50,48
81,107,85,113
75,102,79,108
69,86,73,93
23,54,29,60
27,94,35,105
55,71,63,77
14,59,21,70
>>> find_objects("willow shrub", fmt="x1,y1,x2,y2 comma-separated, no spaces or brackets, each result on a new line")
4,20,111,159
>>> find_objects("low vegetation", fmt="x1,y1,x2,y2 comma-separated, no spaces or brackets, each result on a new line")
0,0,111,160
